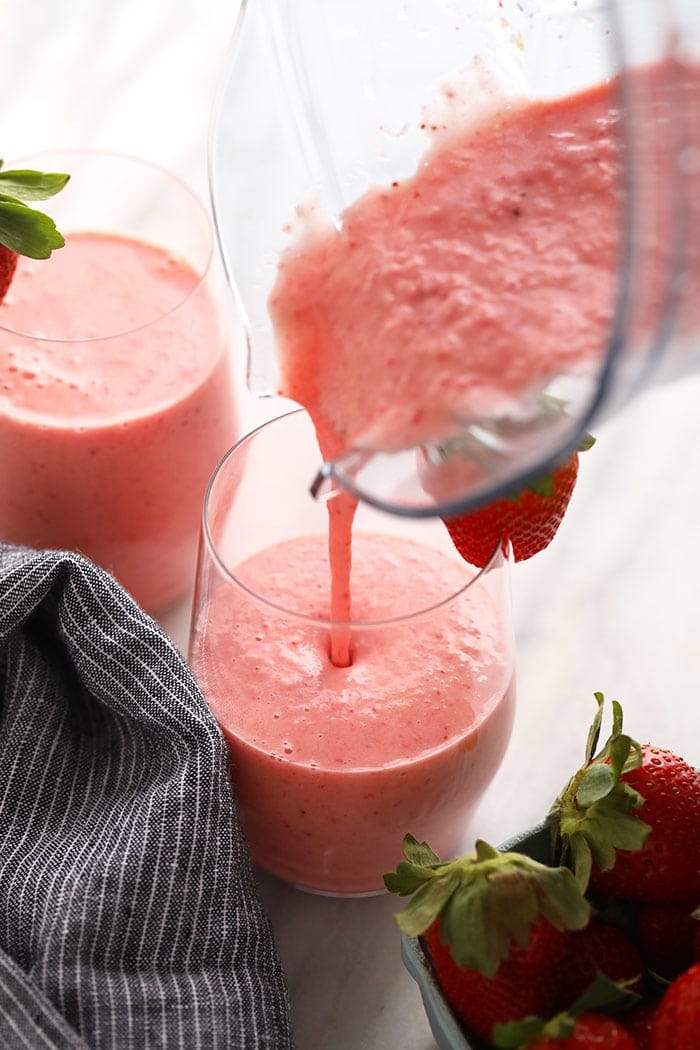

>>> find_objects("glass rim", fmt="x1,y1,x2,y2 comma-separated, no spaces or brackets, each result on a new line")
201,407,511,629
0,147,216,343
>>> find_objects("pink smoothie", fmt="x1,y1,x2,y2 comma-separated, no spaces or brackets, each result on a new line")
0,232,237,612
192,531,514,894
266,62,697,672
269,62,700,464
269,74,622,459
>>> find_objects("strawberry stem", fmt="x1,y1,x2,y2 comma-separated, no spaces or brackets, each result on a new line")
548,694,651,892
492,973,642,1048
385,834,590,977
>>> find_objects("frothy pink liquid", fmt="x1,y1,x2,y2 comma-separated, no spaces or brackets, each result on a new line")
269,78,621,455
269,62,700,457
0,232,237,612
267,71,628,691
194,532,515,894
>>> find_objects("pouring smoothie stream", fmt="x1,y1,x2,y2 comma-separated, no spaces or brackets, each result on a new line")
265,63,621,663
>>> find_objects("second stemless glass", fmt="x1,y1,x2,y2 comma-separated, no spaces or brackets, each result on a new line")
189,410,515,896
0,149,240,613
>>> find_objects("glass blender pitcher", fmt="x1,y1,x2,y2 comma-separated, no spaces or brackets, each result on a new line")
209,0,699,517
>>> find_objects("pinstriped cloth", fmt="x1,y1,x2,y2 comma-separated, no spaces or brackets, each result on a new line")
0,543,292,1050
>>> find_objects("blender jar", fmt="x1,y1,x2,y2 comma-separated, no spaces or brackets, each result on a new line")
209,0,698,516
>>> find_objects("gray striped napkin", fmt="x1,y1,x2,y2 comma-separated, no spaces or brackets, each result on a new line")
0,542,292,1049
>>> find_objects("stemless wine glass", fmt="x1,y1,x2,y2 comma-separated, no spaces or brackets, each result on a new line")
209,0,699,517
189,409,515,896
0,149,240,613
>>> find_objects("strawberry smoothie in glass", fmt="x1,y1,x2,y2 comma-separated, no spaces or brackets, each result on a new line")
0,150,239,613
189,409,515,896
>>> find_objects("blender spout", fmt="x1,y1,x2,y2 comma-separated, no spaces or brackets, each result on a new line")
309,449,375,504
307,402,591,520
309,461,335,502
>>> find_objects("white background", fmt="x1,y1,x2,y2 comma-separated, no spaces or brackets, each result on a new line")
2,3,700,1048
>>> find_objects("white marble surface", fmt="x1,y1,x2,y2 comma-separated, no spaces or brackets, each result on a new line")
4,3,700,1048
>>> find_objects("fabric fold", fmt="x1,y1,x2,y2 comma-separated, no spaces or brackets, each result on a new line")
0,543,292,1049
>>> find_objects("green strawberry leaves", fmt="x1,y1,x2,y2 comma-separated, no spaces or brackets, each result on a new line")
549,693,651,892
492,1015,547,1049
0,162,69,258
0,166,69,201
0,200,66,258
385,836,590,977
512,430,596,503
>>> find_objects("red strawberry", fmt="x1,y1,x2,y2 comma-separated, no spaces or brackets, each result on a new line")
0,244,18,300
588,744,700,904
549,694,700,904
384,836,590,1044
554,920,643,1010
0,160,69,301
423,914,570,1042
442,449,584,567
518,1013,638,1049
492,973,643,1048
635,903,699,980
623,1000,660,1050
650,960,700,1049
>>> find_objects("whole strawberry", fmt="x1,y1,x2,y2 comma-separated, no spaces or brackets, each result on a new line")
515,1014,638,1049
554,919,643,1011
635,903,699,980
0,160,69,300
384,836,590,1043
492,973,642,1049
650,960,700,1049
423,914,570,1042
441,431,594,567
623,1000,659,1050
549,694,700,904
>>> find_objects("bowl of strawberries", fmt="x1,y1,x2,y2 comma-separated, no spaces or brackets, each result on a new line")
387,694,700,1050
